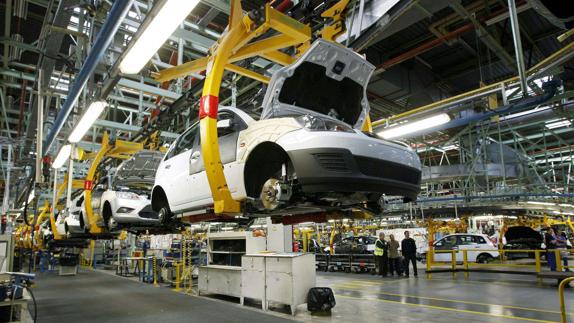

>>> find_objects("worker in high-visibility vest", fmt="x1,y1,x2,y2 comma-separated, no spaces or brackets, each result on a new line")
374,232,389,277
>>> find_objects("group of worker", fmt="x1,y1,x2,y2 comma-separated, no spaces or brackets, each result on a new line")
374,231,418,277
544,227,571,272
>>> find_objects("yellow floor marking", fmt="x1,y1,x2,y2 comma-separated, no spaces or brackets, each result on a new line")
330,279,403,289
337,295,557,323
334,285,570,315
427,277,548,288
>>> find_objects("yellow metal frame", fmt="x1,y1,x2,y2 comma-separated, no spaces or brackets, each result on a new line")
84,132,144,234
559,277,574,323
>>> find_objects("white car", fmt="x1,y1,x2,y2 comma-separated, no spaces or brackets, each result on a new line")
423,233,499,263
100,150,163,229
61,192,89,236
152,39,422,220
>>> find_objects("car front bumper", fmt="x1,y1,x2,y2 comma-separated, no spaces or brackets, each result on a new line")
287,147,421,201
113,200,159,223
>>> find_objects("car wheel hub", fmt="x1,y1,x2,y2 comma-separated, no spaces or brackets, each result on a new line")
261,178,282,210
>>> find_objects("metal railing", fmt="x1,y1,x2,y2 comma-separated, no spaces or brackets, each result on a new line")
558,277,574,323
425,248,571,279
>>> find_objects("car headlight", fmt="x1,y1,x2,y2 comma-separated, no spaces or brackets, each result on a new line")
116,207,135,214
295,115,354,133
117,192,140,200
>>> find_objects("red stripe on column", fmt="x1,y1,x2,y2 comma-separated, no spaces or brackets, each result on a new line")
199,95,219,119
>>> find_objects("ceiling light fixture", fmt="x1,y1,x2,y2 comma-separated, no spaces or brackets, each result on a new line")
52,144,72,169
378,114,451,139
119,0,200,74
68,101,107,143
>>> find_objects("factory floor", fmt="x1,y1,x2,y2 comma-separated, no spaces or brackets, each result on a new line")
31,268,574,322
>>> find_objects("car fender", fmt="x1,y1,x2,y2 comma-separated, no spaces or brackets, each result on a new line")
237,117,301,163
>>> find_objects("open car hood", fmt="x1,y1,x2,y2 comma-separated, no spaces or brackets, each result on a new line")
114,150,164,184
260,39,374,129
505,226,543,242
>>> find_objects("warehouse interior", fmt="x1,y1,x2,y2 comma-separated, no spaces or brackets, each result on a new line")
1,0,574,322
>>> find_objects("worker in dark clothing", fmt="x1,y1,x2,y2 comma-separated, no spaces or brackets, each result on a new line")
545,227,558,271
401,231,418,277
374,232,389,277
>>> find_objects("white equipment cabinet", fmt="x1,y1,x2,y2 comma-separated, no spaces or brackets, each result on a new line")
241,253,315,315
198,231,265,298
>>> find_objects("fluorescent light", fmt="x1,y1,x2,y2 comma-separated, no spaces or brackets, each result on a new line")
52,144,72,169
119,0,200,74
378,114,451,139
68,101,107,143
545,119,571,130
442,144,459,151
526,201,555,206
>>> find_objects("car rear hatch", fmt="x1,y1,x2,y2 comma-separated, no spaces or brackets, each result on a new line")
260,39,374,129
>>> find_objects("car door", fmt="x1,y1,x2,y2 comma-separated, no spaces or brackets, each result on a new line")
433,235,457,262
186,110,248,207
160,123,200,208
456,235,478,262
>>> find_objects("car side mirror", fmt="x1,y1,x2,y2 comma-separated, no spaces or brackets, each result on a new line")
95,184,105,191
217,119,233,129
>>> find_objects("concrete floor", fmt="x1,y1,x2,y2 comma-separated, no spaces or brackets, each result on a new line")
31,268,574,322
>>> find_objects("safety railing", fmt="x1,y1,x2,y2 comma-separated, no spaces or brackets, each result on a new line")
558,277,574,323
425,248,571,279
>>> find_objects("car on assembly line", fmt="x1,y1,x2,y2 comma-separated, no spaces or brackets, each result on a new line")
503,226,544,259
324,235,377,254
152,39,422,219
421,233,499,263
60,191,89,236
100,150,163,229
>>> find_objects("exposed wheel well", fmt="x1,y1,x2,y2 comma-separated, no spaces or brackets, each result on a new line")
244,142,291,198
79,212,85,229
152,186,169,212
102,201,112,223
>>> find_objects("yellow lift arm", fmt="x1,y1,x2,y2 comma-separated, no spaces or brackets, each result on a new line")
84,132,144,234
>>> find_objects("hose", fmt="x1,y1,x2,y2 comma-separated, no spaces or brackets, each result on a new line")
25,286,38,323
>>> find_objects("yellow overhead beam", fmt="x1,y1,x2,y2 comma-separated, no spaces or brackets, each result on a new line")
231,34,301,61
225,64,270,84
260,50,294,66
154,57,209,83
154,4,311,84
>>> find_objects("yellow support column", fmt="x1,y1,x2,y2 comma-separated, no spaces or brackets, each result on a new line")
451,250,457,277
463,250,469,279
153,256,159,287
84,132,112,234
173,262,181,292
426,250,432,279
198,0,248,214
535,250,542,284
556,250,563,272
